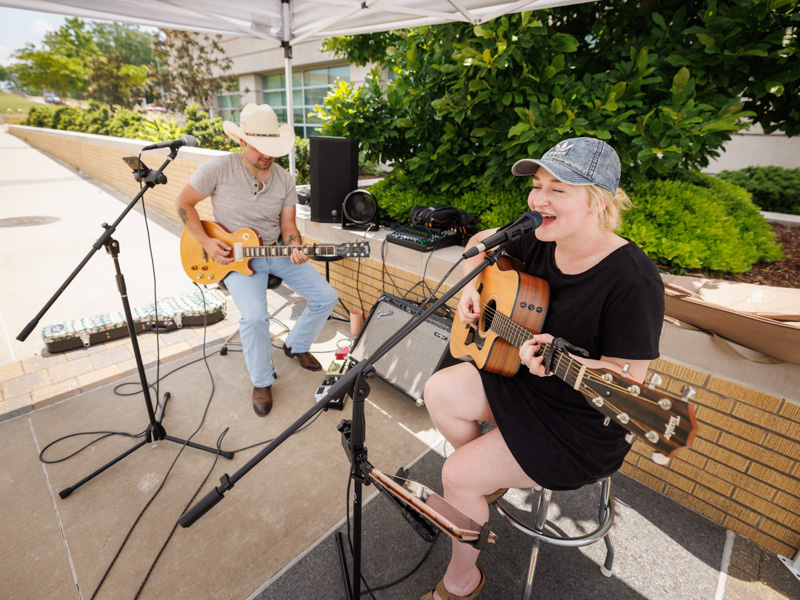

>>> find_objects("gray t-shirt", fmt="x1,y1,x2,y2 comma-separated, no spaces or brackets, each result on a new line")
189,152,298,245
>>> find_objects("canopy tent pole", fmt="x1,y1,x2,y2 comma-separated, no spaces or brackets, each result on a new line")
281,0,296,177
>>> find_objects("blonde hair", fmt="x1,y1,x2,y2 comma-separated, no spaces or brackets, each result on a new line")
586,184,632,231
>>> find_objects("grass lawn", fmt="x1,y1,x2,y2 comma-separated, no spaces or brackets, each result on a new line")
0,91,41,121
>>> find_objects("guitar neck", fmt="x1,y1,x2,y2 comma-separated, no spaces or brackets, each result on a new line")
490,310,581,387
243,245,336,258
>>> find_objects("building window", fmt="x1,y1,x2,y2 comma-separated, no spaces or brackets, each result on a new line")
261,65,350,138
217,90,242,122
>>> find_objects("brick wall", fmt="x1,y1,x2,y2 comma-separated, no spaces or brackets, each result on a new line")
11,125,800,558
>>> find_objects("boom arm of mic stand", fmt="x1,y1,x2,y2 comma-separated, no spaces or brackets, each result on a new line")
178,246,508,528
15,149,177,343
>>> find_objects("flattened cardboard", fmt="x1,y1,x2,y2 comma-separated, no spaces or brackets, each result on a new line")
661,274,800,365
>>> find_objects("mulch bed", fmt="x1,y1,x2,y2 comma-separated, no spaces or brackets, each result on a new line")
683,223,800,288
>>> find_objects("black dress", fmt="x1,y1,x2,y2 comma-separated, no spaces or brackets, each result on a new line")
479,232,665,490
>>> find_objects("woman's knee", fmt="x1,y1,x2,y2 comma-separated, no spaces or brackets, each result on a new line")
441,451,480,497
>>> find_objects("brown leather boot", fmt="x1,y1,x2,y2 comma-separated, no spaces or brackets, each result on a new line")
252,386,273,417
282,343,322,371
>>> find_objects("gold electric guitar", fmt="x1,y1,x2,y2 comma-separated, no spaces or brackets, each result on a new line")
449,257,699,459
180,220,370,284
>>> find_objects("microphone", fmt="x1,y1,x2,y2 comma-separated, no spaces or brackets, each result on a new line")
463,211,542,259
141,135,197,151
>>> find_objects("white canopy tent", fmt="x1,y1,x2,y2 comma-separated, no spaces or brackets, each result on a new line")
1,0,596,171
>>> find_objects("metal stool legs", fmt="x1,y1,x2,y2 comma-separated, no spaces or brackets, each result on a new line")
494,477,615,600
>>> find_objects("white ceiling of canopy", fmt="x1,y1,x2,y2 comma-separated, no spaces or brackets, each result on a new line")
0,0,595,47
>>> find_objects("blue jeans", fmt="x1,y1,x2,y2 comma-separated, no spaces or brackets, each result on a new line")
223,256,338,388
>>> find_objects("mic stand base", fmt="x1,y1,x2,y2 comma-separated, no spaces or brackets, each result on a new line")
57,230,233,500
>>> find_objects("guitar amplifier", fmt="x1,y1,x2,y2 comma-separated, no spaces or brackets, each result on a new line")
350,293,457,404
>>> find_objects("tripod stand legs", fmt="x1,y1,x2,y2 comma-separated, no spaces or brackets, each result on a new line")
57,237,234,499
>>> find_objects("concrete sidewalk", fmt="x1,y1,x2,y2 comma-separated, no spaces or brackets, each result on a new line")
1,126,798,600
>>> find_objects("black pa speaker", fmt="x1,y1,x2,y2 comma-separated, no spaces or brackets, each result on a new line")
343,189,379,230
310,136,358,223
350,294,456,404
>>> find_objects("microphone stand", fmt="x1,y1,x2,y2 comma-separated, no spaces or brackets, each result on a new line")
17,148,233,499
179,245,509,600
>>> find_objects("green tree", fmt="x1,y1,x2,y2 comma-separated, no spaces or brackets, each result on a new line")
11,43,86,97
316,1,799,196
42,17,98,62
552,0,800,136
86,52,149,108
91,22,154,67
150,29,233,113
0,65,9,81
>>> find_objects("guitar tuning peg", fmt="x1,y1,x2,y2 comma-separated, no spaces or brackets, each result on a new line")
646,372,663,389
621,362,631,377
680,385,696,402
652,452,671,466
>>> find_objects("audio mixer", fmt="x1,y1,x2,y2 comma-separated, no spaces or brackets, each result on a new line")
385,224,459,252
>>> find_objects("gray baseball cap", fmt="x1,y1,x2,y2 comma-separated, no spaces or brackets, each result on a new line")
512,137,621,194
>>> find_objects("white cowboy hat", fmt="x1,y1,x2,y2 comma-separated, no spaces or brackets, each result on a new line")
223,103,294,157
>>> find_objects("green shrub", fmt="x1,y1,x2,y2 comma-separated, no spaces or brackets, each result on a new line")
716,166,800,216
368,171,529,228
622,173,783,273
275,137,310,185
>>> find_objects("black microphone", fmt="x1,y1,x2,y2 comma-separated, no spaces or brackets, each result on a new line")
463,211,543,259
141,135,197,151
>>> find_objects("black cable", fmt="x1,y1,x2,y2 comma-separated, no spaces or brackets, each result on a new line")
355,254,366,315
89,284,220,600
133,428,229,599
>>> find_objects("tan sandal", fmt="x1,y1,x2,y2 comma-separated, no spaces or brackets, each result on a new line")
485,488,508,505
420,566,486,600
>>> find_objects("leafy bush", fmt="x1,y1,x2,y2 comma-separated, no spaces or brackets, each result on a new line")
369,172,527,229
622,173,783,273
22,102,311,184
275,137,310,185
184,104,239,152
716,166,800,216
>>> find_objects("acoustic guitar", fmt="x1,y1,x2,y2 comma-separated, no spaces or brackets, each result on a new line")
180,220,370,284
449,256,699,459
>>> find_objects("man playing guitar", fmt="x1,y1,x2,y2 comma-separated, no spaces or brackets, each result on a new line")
175,104,338,417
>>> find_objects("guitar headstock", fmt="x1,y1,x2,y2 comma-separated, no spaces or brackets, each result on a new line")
336,242,370,258
575,367,699,458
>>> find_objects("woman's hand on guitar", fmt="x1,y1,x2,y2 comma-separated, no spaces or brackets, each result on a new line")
204,238,233,265
458,287,481,329
520,334,555,377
